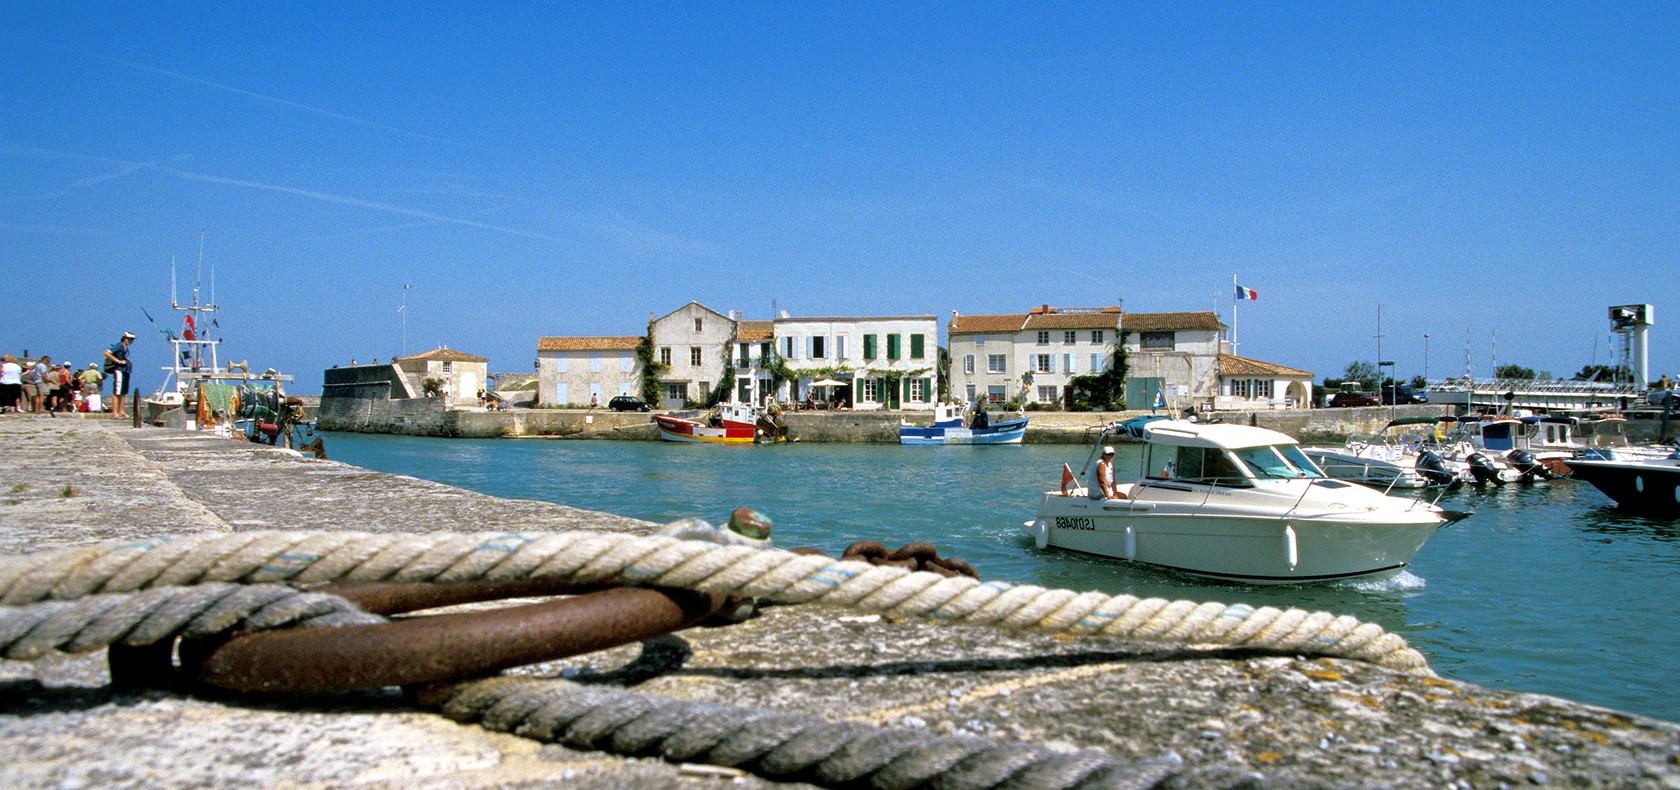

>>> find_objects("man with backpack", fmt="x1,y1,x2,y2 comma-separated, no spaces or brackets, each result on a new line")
103,332,135,419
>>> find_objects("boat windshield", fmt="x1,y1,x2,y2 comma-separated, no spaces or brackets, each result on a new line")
1231,444,1324,479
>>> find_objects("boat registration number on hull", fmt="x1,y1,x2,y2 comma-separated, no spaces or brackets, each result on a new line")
1054,516,1097,531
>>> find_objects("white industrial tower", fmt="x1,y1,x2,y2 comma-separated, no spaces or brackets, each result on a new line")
1609,304,1655,387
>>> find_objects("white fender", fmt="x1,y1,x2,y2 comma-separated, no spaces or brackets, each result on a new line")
1032,518,1050,549
1284,524,1299,570
1123,524,1136,560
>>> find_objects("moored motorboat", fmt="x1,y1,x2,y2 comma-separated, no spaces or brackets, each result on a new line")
655,402,786,445
1562,452,1680,516
899,403,1028,445
1027,420,1465,584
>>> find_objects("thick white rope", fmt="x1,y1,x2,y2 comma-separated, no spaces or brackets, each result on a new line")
0,529,1431,673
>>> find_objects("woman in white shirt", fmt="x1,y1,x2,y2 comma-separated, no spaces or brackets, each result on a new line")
0,355,22,413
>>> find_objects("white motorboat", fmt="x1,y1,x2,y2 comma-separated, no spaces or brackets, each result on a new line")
1301,417,1441,490
1027,420,1466,584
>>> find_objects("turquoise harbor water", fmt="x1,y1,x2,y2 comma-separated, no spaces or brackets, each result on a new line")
323,432,1680,723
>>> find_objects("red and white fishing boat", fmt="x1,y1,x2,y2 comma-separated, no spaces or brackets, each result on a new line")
654,402,786,445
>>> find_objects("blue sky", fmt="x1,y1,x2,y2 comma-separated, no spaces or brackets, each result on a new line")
3,2,1675,394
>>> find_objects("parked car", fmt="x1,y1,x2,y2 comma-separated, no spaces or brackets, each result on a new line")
1381,385,1428,404
608,395,651,412
1329,390,1381,408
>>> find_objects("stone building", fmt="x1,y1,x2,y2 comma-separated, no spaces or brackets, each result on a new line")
649,302,736,408
948,306,1124,407
1215,354,1315,410
395,347,489,407
731,320,776,406
1122,311,1227,411
535,336,642,408
773,315,939,409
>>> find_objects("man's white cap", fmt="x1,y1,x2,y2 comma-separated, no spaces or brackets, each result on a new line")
1102,446,1115,455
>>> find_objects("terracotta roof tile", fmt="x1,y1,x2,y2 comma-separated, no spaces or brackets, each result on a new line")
399,347,489,363
1023,312,1124,330
537,336,643,352
1122,311,1226,331
736,320,774,341
949,314,1028,334
1220,354,1313,378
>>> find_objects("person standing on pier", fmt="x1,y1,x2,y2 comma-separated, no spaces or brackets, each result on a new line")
0,355,21,413
104,332,134,419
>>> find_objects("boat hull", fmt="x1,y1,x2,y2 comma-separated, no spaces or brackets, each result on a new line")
1563,458,1680,516
899,418,1028,445
1029,493,1442,583
653,415,757,445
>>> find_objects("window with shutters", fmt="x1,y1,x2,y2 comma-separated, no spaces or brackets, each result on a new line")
1141,331,1174,351
987,354,1006,373
910,334,925,359
863,334,877,360
886,334,901,360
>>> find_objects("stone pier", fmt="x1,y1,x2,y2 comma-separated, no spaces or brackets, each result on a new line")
1,416,1676,788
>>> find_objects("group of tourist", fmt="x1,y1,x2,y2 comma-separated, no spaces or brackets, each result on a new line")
0,332,135,418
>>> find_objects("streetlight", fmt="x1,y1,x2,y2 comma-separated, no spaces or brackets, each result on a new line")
1423,333,1430,383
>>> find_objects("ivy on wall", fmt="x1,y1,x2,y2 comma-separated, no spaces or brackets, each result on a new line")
636,327,668,405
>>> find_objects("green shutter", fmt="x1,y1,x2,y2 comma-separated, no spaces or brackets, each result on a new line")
863,334,877,360
910,334,925,359
887,334,900,360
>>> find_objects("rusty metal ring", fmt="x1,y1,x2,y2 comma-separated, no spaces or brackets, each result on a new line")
105,581,726,694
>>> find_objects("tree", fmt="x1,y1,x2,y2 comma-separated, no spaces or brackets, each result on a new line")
1407,375,1427,389
1065,337,1131,411
1495,364,1536,380
1341,361,1378,391
1573,363,1632,384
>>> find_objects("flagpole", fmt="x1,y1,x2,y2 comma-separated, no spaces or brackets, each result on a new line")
1231,274,1239,355
400,284,413,358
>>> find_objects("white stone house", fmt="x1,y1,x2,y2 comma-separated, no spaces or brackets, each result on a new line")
1122,312,1227,411
947,306,1124,407
731,320,777,406
535,336,642,408
395,347,489,408
1215,354,1314,410
772,315,939,409
650,302,737,408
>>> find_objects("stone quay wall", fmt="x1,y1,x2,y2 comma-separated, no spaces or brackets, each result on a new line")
321,378,1680,445
0,415,1676,788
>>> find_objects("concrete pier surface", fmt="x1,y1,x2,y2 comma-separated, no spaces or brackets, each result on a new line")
2,416,1677,788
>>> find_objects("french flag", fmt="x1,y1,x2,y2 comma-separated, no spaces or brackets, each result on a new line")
1236,285,1259,301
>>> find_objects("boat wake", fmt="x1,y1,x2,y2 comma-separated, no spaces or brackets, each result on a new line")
1337,569,1426,593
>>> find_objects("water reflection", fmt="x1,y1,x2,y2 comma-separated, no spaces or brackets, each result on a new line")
1577,507,1680,543
321,432,1680,724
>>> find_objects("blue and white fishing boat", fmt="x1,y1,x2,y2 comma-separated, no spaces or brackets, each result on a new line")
899,403,1028,445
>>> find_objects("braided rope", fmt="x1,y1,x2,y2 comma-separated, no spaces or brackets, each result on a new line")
0,582,383,660
427,676,1185,790
0,530,1432,673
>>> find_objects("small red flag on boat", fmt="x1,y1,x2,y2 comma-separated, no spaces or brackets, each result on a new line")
1060,463,1077,495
